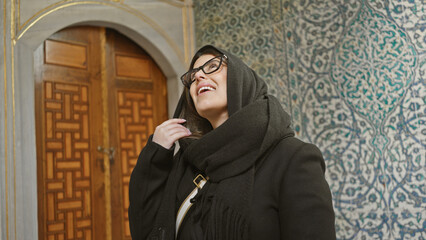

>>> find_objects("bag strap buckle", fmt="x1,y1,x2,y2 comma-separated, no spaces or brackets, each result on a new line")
193,174,207,189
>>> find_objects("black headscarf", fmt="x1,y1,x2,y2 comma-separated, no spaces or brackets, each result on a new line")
148,45,294,240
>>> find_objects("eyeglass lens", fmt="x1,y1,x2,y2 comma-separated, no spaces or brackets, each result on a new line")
181,55,224,87
190,57,222,81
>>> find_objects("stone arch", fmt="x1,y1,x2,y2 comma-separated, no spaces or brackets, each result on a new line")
14,4,186,239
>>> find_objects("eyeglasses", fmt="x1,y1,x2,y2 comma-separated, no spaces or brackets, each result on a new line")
180,55,227,88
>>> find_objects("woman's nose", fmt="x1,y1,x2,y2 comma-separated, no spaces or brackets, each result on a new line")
193,69,207,82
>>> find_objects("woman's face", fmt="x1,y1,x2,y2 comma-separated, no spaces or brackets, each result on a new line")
189,54,228,122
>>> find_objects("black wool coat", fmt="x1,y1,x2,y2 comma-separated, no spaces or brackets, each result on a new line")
128,135,336,240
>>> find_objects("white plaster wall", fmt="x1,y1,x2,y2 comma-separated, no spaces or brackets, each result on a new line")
1,1,194,239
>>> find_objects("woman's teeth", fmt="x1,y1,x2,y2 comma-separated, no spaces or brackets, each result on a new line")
198,86,215,95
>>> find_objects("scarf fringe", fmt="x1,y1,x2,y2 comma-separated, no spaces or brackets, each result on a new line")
204,198,249,240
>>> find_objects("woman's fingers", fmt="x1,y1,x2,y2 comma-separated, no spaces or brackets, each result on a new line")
152,119,191,149
158,122,188,133
155,120,190,137
169,129,192,142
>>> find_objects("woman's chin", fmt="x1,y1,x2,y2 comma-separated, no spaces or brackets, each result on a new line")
196,106,221,117
196,107,228,126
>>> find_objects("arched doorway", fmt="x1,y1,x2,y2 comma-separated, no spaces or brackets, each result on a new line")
34,26,168,239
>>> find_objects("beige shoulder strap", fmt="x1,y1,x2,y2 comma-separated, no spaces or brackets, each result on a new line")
175,174,208,238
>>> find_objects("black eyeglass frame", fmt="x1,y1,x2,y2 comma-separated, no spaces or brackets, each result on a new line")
180,55,228,88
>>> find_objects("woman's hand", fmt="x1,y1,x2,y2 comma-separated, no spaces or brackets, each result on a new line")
152,119,191,149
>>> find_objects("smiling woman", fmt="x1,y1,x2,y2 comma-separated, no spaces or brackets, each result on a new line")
189,54,228,129
128,45,336,240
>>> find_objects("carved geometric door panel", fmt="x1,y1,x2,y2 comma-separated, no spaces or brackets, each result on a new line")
35,27,168,240
105,29,168,240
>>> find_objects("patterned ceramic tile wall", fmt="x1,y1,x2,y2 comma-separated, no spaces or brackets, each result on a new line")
194,0,425,239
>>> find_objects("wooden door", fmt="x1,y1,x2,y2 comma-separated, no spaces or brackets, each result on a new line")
104,29,168,240
35,26,168,240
